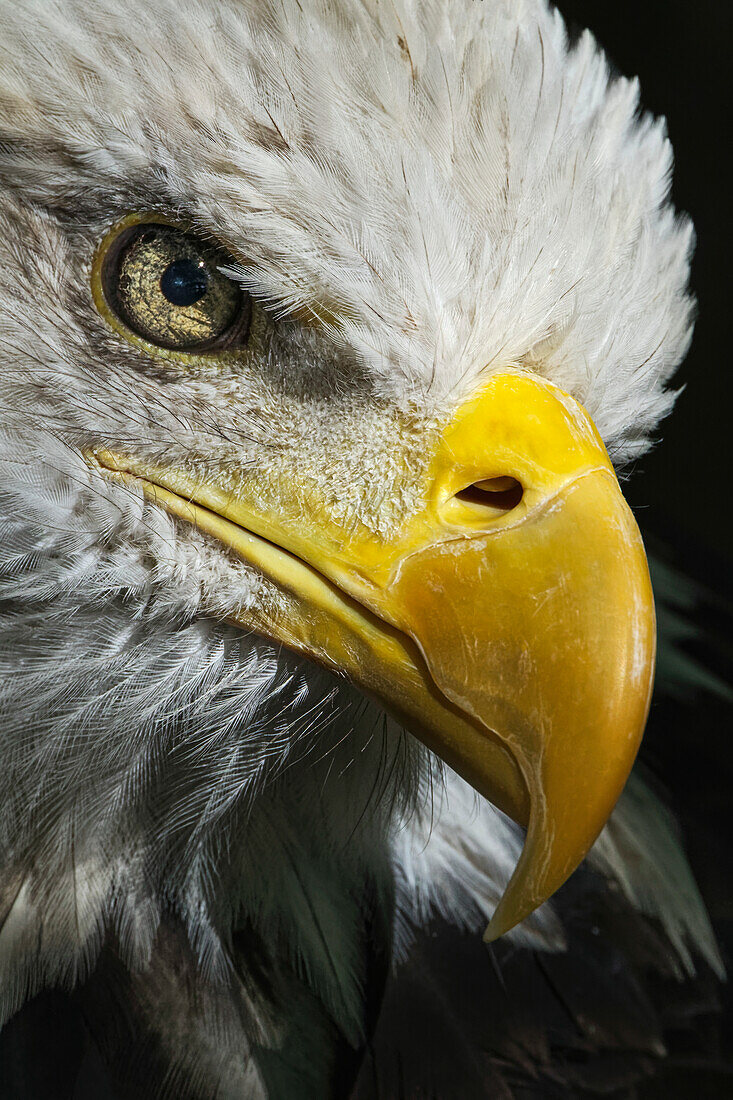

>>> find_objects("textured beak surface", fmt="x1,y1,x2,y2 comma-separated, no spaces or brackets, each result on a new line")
92,373,655,938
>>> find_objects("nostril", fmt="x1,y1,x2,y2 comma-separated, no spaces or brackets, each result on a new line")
455,476,523,513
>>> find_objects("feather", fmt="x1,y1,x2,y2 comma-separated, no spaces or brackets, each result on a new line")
0,0,691,459
0,1,723,1095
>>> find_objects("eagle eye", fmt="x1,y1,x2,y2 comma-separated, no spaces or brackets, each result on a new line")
93,216,250,354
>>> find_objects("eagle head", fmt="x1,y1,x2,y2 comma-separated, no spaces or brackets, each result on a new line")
0,0,696,1055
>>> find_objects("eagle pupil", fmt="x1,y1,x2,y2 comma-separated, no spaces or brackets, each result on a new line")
160,259,208,306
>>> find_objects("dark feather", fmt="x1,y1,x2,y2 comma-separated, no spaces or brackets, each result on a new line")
350,870,725,1100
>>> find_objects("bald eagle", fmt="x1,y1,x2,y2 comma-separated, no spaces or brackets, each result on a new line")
0,0,725,1096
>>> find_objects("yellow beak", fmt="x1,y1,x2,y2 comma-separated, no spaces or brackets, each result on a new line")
91,373,655,939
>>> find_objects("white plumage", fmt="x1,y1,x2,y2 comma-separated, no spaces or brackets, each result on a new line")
0,1,720,1095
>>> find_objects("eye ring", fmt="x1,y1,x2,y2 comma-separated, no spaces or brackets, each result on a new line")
91,213,251,359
